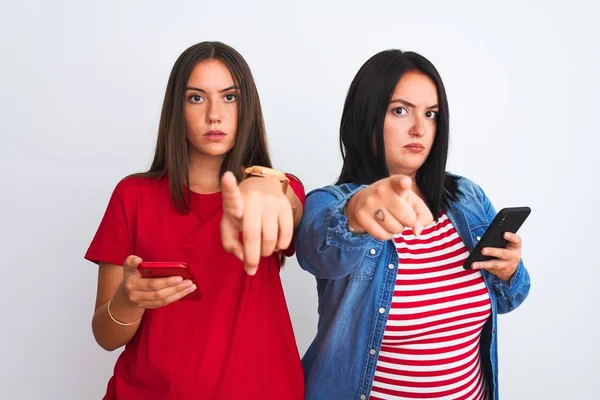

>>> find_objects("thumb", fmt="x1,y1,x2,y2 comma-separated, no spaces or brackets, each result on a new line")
124,255,143,275
221,171,244,219
389,175,412,195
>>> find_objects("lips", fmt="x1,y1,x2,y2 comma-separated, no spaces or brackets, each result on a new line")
404,143,425,152
204,130,225,137
203,130,226,141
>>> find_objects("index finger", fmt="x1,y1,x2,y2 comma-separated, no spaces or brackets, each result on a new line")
221,216,245,262
389,175,412,198
242,206,263,275
411,196,434,236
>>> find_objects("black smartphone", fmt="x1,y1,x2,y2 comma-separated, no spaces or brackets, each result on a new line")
463,206,531,270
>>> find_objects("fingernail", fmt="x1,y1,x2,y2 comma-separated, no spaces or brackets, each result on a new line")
472,263,478,269
184,280,192,288
171,277,183,284
504,232,511,238
246,267,257,276
482,249,488,255
189,284,197,292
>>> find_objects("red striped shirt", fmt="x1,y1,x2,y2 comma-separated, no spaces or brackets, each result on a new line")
371,213,491,400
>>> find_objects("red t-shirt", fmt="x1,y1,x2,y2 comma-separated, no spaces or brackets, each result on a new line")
85,175,305,400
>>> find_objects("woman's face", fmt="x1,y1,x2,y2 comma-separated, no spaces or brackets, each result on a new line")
184,59,238,161
383,70,439,177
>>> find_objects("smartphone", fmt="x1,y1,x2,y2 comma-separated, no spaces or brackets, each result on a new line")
137,262,201,300
463,207,531,270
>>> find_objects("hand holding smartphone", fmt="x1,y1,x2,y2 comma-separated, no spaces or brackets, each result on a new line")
137,262,201,300
463,207,531,270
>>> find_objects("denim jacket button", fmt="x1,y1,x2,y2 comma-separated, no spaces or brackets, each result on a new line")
476,236,481,241
378,307,385,314
369,349,376,355
360,395,366,400
388,263,395,270
369,248,376,255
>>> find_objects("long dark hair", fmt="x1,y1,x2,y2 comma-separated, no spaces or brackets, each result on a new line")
336,49,460,218
135,41,272,212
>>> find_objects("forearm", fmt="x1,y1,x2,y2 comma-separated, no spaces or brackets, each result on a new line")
92,282,145,351
296,188,380,279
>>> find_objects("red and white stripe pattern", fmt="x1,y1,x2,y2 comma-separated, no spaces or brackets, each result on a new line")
370,213,491,400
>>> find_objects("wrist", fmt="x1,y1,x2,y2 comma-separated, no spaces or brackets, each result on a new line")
344,196,365,234
109,283,145,324
240,175,283,194
243,166,289,193
500,268,517,283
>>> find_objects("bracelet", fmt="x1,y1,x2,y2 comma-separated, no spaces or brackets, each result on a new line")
107,298,141,326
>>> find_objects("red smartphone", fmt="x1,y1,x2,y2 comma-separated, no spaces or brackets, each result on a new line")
137,262,201,300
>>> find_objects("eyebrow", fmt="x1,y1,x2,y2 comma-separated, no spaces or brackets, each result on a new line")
390,98,439,109
185,85,239,93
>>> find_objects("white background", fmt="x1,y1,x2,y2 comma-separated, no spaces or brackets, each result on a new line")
1,0,598,398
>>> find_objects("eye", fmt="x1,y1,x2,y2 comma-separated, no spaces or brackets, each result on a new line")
224,93,237,103
425,110,438,120
189,94,204,103
392,107,408,116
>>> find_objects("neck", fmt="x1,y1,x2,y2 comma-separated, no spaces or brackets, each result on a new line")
187,150,224,194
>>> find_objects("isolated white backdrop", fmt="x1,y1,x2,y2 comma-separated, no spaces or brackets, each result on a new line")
1,0,598,399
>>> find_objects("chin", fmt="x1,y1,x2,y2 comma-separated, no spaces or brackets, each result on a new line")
390,163,425,176
189,144,234,159
203,148,232,158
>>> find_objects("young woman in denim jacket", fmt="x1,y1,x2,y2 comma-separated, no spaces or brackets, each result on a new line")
295,50,530,400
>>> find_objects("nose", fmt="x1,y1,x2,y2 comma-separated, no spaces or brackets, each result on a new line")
409,115,426,138
206,101,222,124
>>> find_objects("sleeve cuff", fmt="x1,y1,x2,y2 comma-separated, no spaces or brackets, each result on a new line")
492,260,525,296
324,185,380,249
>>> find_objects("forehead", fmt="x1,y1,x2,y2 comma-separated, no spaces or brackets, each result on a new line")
187,59,234,88
392,70,438,104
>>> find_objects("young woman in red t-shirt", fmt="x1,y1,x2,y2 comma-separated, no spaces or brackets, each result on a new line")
85,41,305,400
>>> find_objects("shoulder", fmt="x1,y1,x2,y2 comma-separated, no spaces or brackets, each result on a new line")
447,172,489,205
284,172,306,203
306,182,363,202
113,174,168,201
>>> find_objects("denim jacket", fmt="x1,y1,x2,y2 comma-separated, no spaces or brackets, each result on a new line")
295,175,531,400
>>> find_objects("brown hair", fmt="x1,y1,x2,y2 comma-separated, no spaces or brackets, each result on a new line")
135,41,272,212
